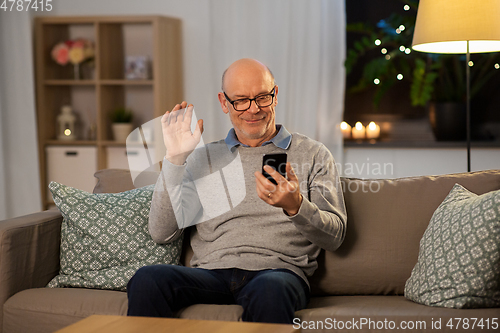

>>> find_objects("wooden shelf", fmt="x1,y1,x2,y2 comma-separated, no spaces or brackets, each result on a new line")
34,15,183,209
99,140,127,146
45,140,97,146
45,79,154,86
100,140,156,147
100,79,154,86
45,80,97,86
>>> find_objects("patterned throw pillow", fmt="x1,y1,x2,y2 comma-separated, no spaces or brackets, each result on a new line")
405,184,500,308
47,181,182,291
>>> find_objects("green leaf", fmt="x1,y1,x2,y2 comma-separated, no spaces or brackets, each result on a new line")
373,78,396,108
354,41,364,52
346,22,373,34
410,58,437,107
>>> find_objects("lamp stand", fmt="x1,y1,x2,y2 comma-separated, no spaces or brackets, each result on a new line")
466,41,471,172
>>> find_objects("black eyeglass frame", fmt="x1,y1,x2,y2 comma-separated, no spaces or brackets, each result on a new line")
223,86,276,112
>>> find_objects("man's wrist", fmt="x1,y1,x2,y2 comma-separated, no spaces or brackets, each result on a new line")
165,153,188,166
284,194,303,216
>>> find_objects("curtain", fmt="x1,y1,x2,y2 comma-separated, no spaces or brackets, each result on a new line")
0,11,41,219
0,56,5,219
205,0,345,163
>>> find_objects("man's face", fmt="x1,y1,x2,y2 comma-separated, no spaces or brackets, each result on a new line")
218,62,278,147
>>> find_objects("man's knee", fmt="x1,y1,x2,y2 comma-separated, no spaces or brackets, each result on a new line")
128,265,175,292
262,270,301,287
238,270,307,323
128,266,155,292
127,265,178,317
246,270,304,299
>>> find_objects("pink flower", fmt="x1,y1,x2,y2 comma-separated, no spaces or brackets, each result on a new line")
51,39,94,66
51,42,69,66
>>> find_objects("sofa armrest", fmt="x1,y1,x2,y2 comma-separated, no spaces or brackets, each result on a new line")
0,210,62,307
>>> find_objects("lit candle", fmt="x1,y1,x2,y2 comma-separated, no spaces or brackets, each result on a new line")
352,122,366,139
340,121,351,139
366,121,380,139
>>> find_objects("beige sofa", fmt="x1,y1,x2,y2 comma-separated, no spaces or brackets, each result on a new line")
1,169,499,332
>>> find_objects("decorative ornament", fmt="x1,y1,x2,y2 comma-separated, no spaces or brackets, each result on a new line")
57,105,77,140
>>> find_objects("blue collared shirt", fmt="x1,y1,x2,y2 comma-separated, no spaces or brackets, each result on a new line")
224,124,292,151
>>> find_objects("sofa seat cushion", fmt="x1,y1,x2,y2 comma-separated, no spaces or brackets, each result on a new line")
176,304,243,321
3,288,243,332
3,288,128,333
295,296,500,332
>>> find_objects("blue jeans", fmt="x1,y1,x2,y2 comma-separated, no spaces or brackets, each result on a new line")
126,265,310,324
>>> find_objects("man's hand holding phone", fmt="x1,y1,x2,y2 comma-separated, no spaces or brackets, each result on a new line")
255,161,303,216
161,101,204,165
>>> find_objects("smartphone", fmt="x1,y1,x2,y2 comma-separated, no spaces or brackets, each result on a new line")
262,153,287,185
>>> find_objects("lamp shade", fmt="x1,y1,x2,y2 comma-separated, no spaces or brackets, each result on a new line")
412,0,500,54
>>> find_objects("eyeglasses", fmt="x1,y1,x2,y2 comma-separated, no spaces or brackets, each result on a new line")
223,86,276,111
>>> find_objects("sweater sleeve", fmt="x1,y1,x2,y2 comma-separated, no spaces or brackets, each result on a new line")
289,145,347,252
148,158,203,244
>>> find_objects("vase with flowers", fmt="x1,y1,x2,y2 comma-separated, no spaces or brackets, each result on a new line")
51,38,94,80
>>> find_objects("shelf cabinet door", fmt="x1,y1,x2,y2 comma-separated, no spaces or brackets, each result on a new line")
106,147,129,170
107,146,157,172
46,146,98,199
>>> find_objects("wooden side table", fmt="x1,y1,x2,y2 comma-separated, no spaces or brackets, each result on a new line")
55,315,299,333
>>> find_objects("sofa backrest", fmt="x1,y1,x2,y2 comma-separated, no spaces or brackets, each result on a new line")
93,168,500,297
308,170,500,296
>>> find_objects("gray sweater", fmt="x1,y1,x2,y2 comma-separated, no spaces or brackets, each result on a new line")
149,132,347,285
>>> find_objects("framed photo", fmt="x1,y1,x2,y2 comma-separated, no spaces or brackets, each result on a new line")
125,56,151,80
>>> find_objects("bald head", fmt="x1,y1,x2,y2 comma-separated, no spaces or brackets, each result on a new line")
221,58,275,91
217,58,278,147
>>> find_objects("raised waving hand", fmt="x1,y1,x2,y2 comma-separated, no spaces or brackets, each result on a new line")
161,101,204,165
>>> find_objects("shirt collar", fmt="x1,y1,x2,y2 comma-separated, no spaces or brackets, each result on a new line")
224,124,292,151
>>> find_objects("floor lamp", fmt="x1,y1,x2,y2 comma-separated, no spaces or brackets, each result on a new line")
412,0,500,172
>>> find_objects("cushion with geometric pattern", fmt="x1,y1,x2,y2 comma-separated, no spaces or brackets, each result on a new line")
404,184,500,308
47,181,182,291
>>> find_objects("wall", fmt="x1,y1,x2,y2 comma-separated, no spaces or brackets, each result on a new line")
0,0,347,219
343,147,500,179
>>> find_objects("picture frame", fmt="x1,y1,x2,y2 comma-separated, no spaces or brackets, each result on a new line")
125,56,151,80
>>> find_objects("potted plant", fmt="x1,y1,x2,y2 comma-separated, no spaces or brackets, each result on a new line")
346,0,500,140
425,52,499,140
110,107,134,142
